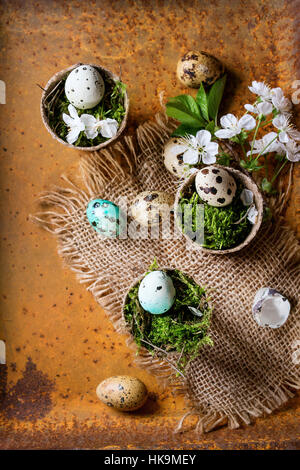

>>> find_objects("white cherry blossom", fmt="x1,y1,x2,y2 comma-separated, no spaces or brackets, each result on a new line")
215,113,256,139
247,132,280,156
272,114,300,143
62,104,85,144
244,101,273,116
271,87,292,115
248,81,272,101
80,115,119,140
247,205,258,224
181,130,218,165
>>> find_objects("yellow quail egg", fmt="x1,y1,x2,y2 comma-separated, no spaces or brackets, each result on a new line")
195,166,237,207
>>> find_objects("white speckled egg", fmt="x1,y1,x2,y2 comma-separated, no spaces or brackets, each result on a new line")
131,191,174,227
96,376,148,411
163,137,189,178
195,166,237,207
138,270,176,314
65,65,105,110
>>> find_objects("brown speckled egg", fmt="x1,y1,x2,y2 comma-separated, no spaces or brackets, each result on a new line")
96,376,148,411
177,51,224,88
131,191,174,227
195,166,237,207
163,137,189,178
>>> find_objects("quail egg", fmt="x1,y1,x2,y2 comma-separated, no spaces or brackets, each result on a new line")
130,191,174,227
65,65,105,110
96,376,148,411
138,270,176,314
177,51,224,88
195,166,237,207
163,137,190,178
86,199,123,238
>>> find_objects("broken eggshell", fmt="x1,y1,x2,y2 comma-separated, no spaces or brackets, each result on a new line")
252,287,291,329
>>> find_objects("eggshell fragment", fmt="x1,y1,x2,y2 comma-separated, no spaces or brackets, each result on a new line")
195,166,237,207
130,191,174,227
65,65,105,110
138,270,176,314
96,376,148,411
252,287,291,329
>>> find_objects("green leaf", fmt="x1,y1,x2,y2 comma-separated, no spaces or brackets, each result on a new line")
172,124,199,137
166,95,206,127
208,75,227,121
196,84,209,121
261,178,273,193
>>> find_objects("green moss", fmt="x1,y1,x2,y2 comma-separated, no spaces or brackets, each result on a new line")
44,71,126,147
124,259,213,372
179,181,251,250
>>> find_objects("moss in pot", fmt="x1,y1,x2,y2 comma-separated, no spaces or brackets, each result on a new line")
41,63,129,151
175,165,264,253
123,260,213,373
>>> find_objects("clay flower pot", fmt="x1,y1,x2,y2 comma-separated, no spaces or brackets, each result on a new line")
174,166,264,254
40,63,129,151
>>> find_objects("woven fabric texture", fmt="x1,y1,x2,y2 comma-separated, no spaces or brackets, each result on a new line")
33,114,300,433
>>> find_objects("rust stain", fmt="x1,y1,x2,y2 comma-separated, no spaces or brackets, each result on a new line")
0,358,55,422
0,0,299,450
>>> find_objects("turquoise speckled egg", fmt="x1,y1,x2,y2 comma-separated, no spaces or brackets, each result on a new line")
138,271,176,314
86,199,122,238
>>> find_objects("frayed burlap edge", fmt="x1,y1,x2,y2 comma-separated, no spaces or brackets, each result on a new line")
32,112,300,433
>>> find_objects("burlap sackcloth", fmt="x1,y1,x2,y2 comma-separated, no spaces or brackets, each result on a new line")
33,113,300,433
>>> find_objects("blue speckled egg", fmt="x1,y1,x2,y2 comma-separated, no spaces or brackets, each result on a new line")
86,199,122,238
138,271,176,315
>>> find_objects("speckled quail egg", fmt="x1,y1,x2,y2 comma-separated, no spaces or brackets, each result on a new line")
96,376,148,411
252,287,291,329
138,270,176,315
86,199,123,238
163,137,190,178
195,166,237,207
65,65,105,110
130,191,174,227
177,51,224,88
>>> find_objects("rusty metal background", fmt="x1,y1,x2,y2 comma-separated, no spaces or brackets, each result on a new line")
0,0,299,450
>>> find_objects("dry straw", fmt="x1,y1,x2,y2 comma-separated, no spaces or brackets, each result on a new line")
32,113,300,433
40,63,129,151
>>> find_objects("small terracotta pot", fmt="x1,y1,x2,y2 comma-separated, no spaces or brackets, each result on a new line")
174,166,264,254
40,63,129,151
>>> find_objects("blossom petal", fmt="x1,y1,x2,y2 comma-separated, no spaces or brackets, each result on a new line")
215,129,236,139
239,114,256,130
196,129,211,147
68,104,79,120
220,113,238,129
62,113,73,126
183,148,199,164
99,119,119,138
202,153,217,164
244,104,256,113
80,114,97,126
66,128,81,144
205,141,219,155
257,101,273,116
278,131,289,143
